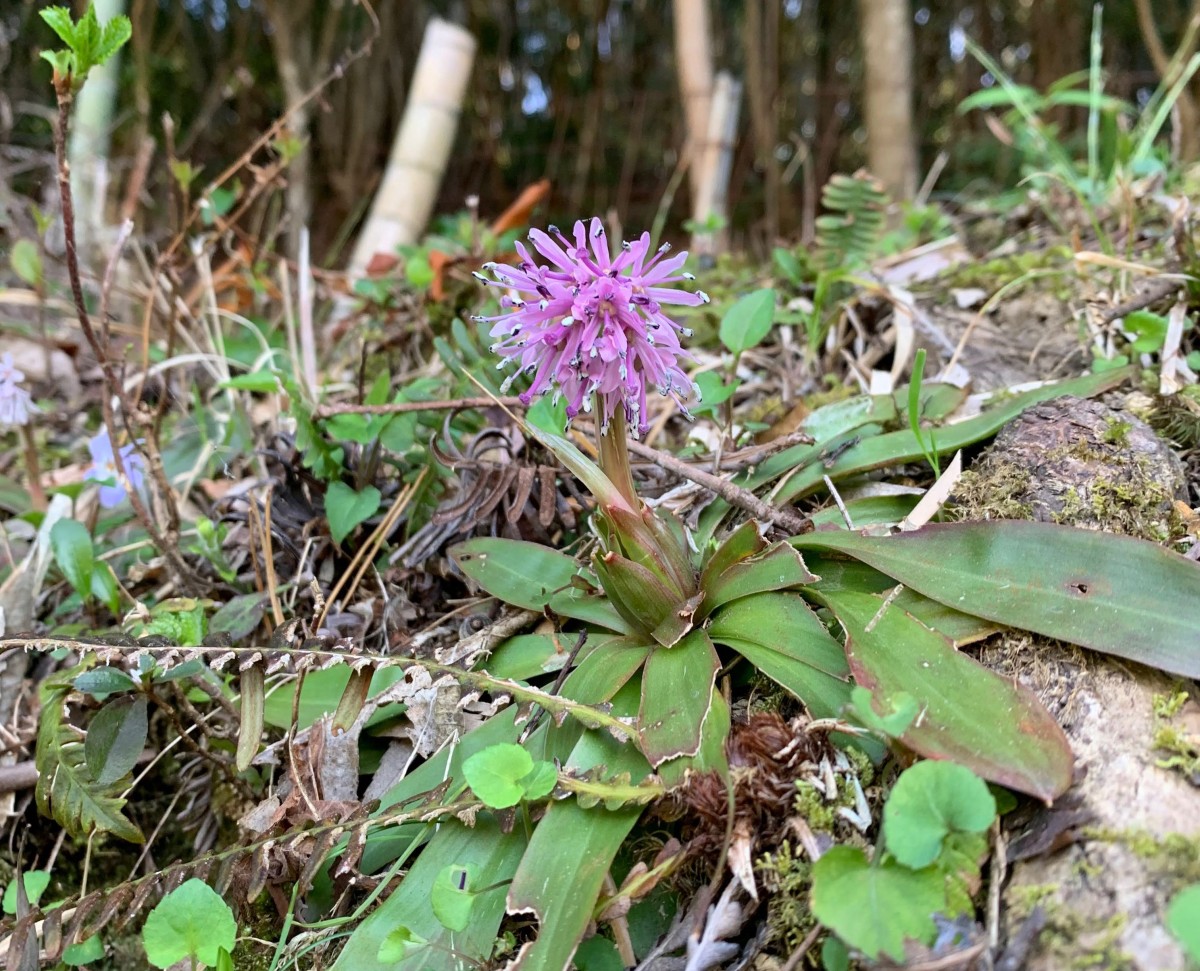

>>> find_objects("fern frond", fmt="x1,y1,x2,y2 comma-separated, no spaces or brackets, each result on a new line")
814,171,889,271
35,672,144,844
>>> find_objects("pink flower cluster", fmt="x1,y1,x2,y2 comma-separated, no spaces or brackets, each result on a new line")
474,218,707,437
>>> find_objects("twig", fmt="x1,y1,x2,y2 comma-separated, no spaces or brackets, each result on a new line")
613,432,813,535
1096,275,1185,324
312,395,525,419
0,761,38,794
49,77,196,592
780,925,821,971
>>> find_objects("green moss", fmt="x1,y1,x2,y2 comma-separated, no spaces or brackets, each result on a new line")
1100,417,1132,446
1154,691,1189,719
1065,915,1134,971
1007,883,1058,919
756,841,815,949
1148,691,1200,783
938,245,1074,298
949,467,1036,521
793,781,838,832
1086,829,1200,890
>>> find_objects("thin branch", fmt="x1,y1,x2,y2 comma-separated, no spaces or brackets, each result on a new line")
618,432,813,535
313,395,525,419
50,80,196,591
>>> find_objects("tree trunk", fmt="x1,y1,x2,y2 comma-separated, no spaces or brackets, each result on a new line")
856,0,917,202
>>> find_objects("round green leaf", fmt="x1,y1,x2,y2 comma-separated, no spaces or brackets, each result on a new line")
325,482,382,545
1167,884,1200,961
431,864,477,932
811,846,942,962
50,519,95,600
718,288,776,354
519,760,559,802
882,761,997,869
574,935,624,971
377,926,428,962
85,695,148,785
141,878,237,969
463,743,534,809
2,871,51,914
63,934,105,966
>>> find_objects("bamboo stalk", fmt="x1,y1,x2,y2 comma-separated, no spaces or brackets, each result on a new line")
673,0,714,209
348,18,477,276
691,72,742,258
68,0,127,256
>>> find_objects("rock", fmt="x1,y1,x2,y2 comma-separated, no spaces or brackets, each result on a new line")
958,394,1198,970
957,395,1185,541
0,336,80,400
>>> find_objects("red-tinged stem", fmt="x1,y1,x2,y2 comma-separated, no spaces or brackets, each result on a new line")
50,76,195,591
597,405,639,509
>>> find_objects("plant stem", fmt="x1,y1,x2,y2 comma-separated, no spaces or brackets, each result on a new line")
597,407,639,508
50,79,196,591
19,426,46,511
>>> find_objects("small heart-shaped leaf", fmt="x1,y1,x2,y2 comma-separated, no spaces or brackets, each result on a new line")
325,482,381,545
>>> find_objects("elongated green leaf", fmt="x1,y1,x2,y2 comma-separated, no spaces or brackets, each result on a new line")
561,638,651,703
816,588,1073,800
547,586,633,633
51,519,95,601
331,817,526,971
638,630,719,767
709,593,849,718
699,542,816,617
657,687,731,788
85,695,147,785
592,551,676,636
451,538,581,610
774,368,1134,503
10,239,42,288
719,287,776,353
795,520,1200,678
508,723,647,971
74,667,136,696
803,553,1001,647
700,520,766,587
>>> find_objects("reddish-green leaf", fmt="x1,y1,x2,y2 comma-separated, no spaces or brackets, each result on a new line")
794,521,1200,678
817,588,1073,801
638,630,719,767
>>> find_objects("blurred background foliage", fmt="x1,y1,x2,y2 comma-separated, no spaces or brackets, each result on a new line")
0,0,1190,261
